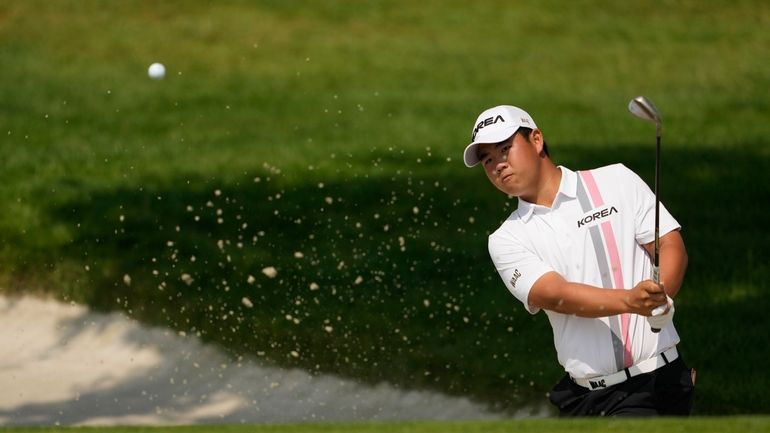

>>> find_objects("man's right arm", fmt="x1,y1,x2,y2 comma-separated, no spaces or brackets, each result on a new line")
527,271,667,318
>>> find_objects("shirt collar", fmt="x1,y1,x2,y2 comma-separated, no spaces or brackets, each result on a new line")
515,166,577,222
557,165,578,200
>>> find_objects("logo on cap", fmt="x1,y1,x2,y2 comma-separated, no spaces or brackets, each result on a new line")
471,115,505,141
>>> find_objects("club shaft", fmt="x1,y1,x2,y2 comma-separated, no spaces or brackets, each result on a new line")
654,133,660,275
651,132,662,333
654,134,660,272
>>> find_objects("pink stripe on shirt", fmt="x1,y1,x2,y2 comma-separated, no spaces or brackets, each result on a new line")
579,170,633,368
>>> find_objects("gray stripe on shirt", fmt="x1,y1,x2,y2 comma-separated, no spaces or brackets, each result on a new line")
576,172,625,372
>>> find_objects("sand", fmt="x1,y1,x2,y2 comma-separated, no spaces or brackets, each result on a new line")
0,295,531,426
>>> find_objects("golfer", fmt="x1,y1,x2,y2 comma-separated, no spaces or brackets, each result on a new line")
464,105,695,416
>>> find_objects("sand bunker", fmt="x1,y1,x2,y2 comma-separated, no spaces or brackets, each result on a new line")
0,295,526,426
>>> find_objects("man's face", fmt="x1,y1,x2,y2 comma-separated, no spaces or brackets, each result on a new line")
476,129,542,198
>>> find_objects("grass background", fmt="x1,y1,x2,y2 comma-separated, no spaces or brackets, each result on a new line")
1,0,769,419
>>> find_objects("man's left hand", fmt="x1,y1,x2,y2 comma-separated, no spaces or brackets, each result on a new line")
647,295,675,330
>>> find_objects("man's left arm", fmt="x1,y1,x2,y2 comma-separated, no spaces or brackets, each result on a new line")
642,230,688,298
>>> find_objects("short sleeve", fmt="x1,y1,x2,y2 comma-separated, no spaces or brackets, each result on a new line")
624,165,681,244
488,231,553,315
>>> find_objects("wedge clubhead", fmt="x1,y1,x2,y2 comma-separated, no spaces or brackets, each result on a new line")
628,96,662,138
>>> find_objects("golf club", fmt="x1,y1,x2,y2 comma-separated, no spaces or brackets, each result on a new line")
627,96,664,333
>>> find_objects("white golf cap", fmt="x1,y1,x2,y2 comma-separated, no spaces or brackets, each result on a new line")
463,105,537,167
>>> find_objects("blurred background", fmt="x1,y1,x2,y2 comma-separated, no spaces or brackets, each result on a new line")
1,0,768,424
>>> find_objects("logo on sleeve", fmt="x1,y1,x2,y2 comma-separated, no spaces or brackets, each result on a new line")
510,269,522,288
577,205,619,228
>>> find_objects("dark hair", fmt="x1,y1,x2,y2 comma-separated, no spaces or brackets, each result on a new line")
515,127,550,157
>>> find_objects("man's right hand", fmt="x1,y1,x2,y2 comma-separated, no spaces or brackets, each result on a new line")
626,279,668,316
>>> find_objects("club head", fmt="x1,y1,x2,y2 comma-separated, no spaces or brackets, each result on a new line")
628,96,662,125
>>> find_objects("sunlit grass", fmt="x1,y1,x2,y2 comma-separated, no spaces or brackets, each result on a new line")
3,417,770,433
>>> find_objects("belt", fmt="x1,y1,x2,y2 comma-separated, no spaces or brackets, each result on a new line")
572,346,679,391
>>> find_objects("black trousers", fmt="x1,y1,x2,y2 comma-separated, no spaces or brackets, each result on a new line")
549,357,695,416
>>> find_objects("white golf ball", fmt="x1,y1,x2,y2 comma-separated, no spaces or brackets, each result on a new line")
148,62,166,80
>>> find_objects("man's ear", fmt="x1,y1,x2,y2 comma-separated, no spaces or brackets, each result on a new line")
531,129,545,154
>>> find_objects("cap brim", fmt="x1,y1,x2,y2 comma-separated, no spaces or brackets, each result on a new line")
463,127,518,167
463,143,481,167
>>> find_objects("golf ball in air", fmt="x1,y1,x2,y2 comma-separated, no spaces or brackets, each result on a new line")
148,62,166,80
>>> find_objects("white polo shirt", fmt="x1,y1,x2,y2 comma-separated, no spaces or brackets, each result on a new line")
488,164,681,379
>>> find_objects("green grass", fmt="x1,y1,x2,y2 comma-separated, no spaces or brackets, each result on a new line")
3,417,770,433
1,0,769,418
